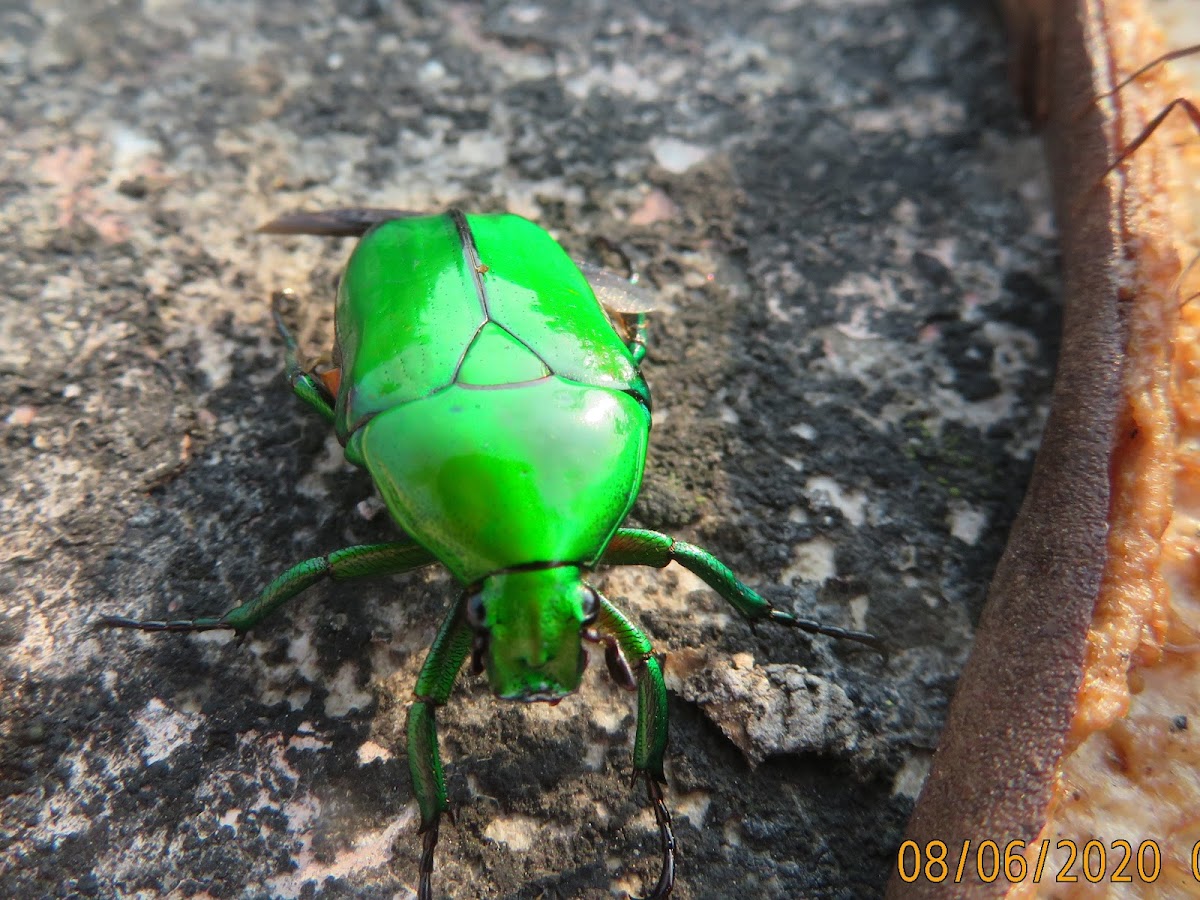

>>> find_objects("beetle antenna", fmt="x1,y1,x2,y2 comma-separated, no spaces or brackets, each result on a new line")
258,207,424,237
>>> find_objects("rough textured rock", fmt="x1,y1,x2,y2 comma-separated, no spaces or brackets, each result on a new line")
1,2,1056,898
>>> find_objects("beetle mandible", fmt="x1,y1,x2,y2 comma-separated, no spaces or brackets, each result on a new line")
103,208,881,899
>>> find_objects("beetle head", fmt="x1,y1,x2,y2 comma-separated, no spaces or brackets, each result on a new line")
467,567,598,702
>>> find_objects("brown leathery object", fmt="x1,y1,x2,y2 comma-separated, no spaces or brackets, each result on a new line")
891,1,1200,896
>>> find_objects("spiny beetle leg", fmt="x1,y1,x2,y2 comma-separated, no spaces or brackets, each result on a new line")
259,207,424,238
97,540,436,635
1087,44,1200,184
271,289,336,425
1102,96,1200,183
1097,42,1200,102
408,595,473,900
601,528,884,653
593,594,674,898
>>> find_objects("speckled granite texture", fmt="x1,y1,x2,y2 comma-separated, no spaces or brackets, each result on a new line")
1,2,1057,898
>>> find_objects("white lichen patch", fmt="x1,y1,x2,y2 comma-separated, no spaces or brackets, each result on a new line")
449,131,508,170
946,498,987,545
789,421,818,441
891,753,932,799
848,595,870,633
255,731,305,784
564,60,666,101
673,790,712,828
610,874,642,897
799,273,1045,458
106,125,162,178
583,741,608,770
502,177,584,221
600,564,698,615
286,631,320,683
804,476,868,527
850,92,965,139
134,698,201,764
781,538,837,586
31,749,100,844
266,808,416,899
828,270,904,313
217,808,242,834
323,662,373,717
288,729,329,753
483,814,572,850
357,740,392,764
649,137,711,174
585,685,628,735
162,301,240,390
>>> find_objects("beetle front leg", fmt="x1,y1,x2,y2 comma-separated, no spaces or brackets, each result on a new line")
591,594,675,900
614,311,648,365
407,594,473,900
602,528,883,653
271,289,337,425
99,539,436,634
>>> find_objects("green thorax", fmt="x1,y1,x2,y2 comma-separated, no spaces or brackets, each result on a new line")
334,212,651,582
333,211,648,441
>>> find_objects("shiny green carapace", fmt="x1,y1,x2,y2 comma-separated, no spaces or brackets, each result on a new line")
102,208,879,900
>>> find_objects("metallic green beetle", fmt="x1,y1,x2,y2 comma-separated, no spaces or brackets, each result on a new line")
103,209,879,899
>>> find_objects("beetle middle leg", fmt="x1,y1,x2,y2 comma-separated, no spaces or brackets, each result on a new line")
99,539,436,634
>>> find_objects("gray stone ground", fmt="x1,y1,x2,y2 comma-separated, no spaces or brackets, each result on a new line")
0,2,1058,899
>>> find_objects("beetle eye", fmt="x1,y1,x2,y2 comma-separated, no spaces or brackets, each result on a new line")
581,586,600,625
466,591,487,629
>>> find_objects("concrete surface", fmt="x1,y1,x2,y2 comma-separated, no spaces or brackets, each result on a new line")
1,1,1057,898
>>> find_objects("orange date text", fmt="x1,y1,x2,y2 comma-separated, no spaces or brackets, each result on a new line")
894,838,1183,884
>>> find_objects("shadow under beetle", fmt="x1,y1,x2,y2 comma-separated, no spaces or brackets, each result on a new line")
103,208,881,899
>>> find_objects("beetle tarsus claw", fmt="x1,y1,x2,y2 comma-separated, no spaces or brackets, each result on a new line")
627,775,675,900
96,615,236,634
418,821,440,900
768,609,887,656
